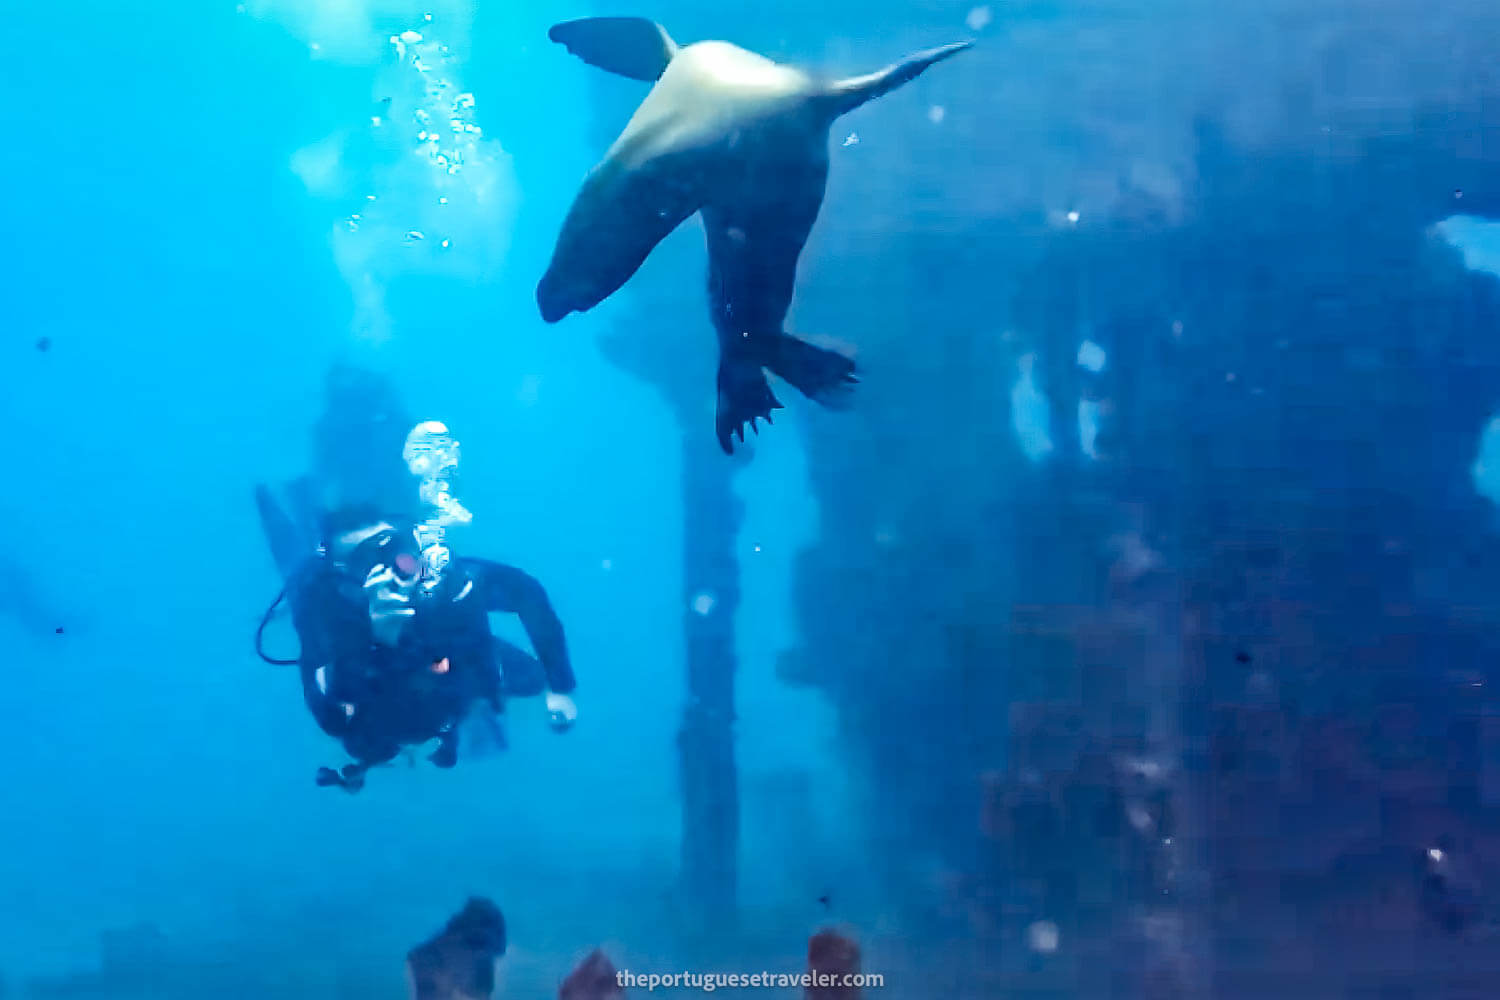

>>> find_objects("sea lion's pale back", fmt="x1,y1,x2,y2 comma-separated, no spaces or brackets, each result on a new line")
606,42,812,169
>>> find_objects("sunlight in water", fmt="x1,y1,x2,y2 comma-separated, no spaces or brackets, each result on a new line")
1011,352,1055,463
271,4,518,345
1438,215,1500,504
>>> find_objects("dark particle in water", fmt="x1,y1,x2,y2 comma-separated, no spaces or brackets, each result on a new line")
36,337,51,352
55,627,64,635
817,894,831,909
1234,650,1251,665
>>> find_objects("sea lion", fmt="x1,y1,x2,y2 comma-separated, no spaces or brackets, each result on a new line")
537,17,971,453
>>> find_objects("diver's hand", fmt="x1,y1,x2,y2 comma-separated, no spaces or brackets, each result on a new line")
545,691,577,732
363,565,414,617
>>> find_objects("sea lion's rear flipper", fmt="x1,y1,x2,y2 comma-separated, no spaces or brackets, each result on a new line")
548,17,678,81
822,40,973,118
716,335,859,453
765,333,858,407
716,352,784,455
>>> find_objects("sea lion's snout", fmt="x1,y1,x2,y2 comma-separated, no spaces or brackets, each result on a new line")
536,273,572,323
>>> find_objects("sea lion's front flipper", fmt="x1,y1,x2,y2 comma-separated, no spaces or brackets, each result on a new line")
548,17,678,81
538,157,704,322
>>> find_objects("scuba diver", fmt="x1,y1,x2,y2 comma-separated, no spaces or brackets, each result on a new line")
256,411,579,792
256,500,579,792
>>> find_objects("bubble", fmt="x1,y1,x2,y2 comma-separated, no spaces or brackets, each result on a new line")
842,132,859,147
440,239,450,249
601,559,613,571
692,593,716,616
966,5,993,31
1026,921,1060,954
1076,340,1107,373
928,105,946,124
1066,210,1080,224
1171,320,1184,338
400,30,424,44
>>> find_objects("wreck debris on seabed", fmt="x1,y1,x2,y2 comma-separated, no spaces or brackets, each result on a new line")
22,923,171,998
406,898,508,1000
405,908,867,1000
805,930,862,1000
557,949,623,1000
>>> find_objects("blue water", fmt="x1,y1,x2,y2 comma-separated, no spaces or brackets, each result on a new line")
5,2,855,993
9,0,1500,997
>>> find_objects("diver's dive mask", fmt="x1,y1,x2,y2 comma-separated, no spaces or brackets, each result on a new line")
330,523,424,587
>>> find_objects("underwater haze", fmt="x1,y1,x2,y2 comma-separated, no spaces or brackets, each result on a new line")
7,0,1500,997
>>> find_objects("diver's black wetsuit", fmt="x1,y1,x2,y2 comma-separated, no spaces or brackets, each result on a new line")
288,555,576,773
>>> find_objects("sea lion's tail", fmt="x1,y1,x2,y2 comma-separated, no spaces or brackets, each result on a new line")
822,41,973,118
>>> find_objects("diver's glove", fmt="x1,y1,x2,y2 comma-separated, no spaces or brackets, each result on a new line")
545,691,577,732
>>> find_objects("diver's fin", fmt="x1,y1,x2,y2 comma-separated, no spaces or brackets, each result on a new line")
716,350,784,455
764,333,858,409
548,17,678,81
459,709,509,759
254,484,308,582
822,41,973,117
